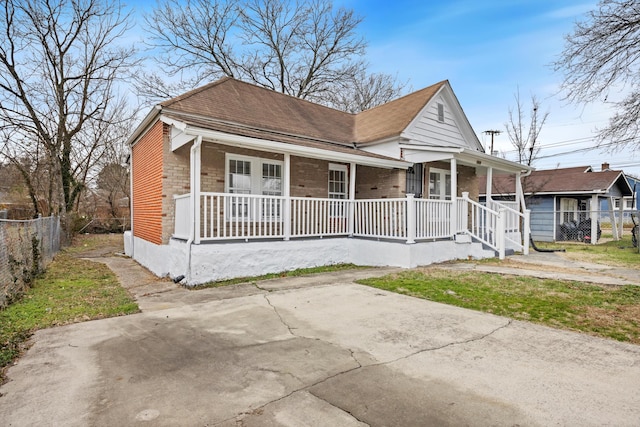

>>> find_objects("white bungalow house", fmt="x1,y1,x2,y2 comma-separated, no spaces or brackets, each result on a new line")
125,77,532,285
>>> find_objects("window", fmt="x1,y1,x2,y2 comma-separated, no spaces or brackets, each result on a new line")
226,154,282,195
329,164,348,218
437,103,445,122
428,168,451,200
625,199,634,209
328,164,347,199
560,198,578,223
226,154,283,220
228,159,251,194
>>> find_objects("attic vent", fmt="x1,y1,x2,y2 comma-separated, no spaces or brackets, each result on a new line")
437,103,444,122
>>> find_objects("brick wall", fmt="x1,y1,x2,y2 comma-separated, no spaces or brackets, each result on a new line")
161,141,190,243
291,156,330,198
132,121,164,245
355,166,405,199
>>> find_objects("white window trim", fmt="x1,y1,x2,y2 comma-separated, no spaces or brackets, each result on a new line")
225,153,284,221
225,153,283,195
328,163,348,199
428,168,451,200
328,163,348,218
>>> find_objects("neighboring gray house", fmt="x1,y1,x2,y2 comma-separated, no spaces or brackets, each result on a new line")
480,165,633,243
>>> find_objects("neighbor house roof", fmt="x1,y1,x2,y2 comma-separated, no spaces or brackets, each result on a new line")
479,166,633,196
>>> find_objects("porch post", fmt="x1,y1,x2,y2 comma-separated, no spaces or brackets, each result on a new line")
348,162,356,236
515,172,525,211
523,209,531,255
283,153,291,240
191,136,202,244
450,158,457,237
590,194,598,245
486,167,493,204
406,194,416,244
609,197,619,240
618,197,625,238
497,207,506,259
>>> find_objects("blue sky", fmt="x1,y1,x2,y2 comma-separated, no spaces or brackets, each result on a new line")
343,0,640,177
129,0,640,178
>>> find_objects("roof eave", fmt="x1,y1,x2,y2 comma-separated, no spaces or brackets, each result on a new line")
183,125,410,169
127,105,162,147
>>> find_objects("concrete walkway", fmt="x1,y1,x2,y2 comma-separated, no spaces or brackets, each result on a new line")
1,254,640,426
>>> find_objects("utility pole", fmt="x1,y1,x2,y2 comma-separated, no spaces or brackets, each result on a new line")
483,130,502,155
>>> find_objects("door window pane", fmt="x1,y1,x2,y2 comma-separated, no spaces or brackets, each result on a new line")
229,160,251,194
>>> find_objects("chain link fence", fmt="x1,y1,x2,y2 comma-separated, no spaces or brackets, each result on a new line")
530,209,639,243
0,216,61,309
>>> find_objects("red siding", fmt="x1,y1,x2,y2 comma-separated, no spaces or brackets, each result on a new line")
132,121,165,245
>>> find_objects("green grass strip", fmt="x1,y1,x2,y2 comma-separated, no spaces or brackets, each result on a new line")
359,269,640,344
1,252,138,378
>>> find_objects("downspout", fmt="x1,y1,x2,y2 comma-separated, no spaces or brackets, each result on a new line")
180,135,202,284
129,144,135,259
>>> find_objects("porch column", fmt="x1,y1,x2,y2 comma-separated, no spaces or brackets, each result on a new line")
190,136,202,244
486,167,493,204
609,197,619,240
283,154,291,240
590,194,598,245
515,172,525,211
450,158,457,236
618,197,625,238
348,162,356,236
406,194,416,244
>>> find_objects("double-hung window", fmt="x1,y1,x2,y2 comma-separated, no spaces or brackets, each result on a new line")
226,154,283,220
328,163,348,217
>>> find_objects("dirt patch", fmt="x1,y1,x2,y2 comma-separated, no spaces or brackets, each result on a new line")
69,234,124,258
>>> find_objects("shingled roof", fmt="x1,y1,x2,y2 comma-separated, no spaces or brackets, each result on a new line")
159,77,447,146
479,166,633,196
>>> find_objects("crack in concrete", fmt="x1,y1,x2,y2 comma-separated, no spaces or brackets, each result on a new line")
383,318,513,366
219,294,511,426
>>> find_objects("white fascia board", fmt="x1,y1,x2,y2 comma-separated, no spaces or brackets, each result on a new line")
185,127,410,169
160,116,197,151
399,144,531,174
127,105,162,147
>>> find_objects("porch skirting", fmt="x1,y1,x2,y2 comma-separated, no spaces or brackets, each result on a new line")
124,232,494,286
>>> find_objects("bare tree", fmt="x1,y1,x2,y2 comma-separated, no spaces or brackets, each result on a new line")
143,0,404,111
553,0,640,148
504,89,549,166
0,0,136,228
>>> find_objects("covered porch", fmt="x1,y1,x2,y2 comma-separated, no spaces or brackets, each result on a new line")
175,134,528,245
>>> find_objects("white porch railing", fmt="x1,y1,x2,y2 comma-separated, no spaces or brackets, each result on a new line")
353,198,407,240
487,199,530,255
173,192,528,257
416,198,451,239
290,197,349,237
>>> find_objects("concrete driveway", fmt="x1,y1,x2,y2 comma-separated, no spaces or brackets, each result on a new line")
2,261,640,426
